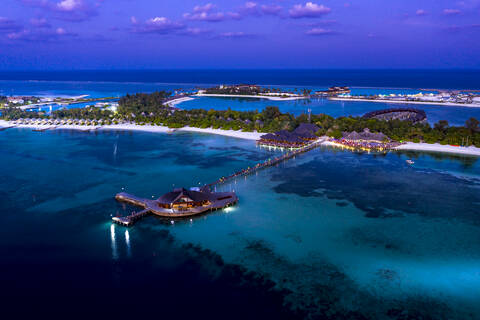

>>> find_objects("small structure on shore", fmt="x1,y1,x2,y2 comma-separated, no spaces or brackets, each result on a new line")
335,128,399,152
113,188,238,226
315,86,350,96
257,123,320,148
363,108,427,124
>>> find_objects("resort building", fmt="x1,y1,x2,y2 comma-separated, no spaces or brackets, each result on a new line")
114,187,238,223
258,123,320,148
363,108,427,124
334,128,399,152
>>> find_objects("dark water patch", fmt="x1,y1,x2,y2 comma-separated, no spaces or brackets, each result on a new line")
336,201,349,207
0,188,301,320
271,151,480,225
236,236,459,319
395,150,479,168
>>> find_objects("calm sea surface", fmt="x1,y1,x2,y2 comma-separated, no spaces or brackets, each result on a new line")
1,71,480,319
1,128,480,319
2,70,480,126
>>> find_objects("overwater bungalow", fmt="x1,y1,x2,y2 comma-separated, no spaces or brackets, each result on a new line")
258,123,320,148
114,187,238,224
336,128,399,151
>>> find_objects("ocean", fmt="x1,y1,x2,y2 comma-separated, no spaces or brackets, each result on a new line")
2,70,480,126
1,70,480,319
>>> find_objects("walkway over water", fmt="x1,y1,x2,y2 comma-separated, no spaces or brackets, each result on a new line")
113,138,325,226
204,138,325,190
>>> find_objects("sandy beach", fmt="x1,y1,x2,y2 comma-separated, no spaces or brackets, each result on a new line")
319,139,480,157
394,142,480,157
1,120,479,155
163,96,195,106
195,93,306,101
330,97,480,108
0,120,263,140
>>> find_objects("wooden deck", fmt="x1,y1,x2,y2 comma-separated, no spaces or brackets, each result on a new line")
113,191,238,226
112,138,323,226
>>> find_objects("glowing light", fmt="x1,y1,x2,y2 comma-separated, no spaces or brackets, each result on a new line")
110,224,118,260
125,230,131,257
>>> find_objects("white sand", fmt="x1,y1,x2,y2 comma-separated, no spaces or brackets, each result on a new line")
177,126,262,140
330,97,480,108
394,142,480,157
0,120,261,140
2,120,478,155
194,93,305,101
320,139,480,157
163,97,195,106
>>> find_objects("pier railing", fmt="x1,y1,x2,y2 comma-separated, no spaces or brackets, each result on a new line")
204,138,323,189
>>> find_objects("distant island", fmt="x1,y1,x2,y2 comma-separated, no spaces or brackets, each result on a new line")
331,90,480,107
1,90,479,155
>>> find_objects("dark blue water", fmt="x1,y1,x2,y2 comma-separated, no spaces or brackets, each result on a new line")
1,128,480,319
1,69,480,89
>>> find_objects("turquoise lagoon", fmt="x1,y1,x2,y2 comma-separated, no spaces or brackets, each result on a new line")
1,128,480,318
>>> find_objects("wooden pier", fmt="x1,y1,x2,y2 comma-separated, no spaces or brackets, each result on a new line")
112,209,151,226
204,138,323,190
113,138,323,226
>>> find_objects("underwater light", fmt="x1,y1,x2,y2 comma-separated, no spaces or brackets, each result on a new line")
224,207,235,213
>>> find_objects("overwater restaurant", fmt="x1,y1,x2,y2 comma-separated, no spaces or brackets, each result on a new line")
157,188,213,210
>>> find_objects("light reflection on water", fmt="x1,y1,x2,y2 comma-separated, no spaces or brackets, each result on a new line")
1,128,480,318
110,224,118,261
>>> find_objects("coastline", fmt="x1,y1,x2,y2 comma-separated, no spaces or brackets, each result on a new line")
1,120,479,156
393,142,480,157
163,96,195,106
194,93,306,101
323,139,480,157
0,120,263,141
330,97,480,108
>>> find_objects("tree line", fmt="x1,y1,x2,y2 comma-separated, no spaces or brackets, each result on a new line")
1,91,479,147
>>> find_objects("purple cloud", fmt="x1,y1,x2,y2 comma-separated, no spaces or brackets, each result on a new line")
30,18,52,28
181,27,212,36
0,17,22,32
131,16,185,34
183,3,239,22
443,8,462,15
238,2,283,16
305,27,336,35
416,9,427,16
289,2,331,19
20,0,99,22
218,31,255,38
6,26,77,41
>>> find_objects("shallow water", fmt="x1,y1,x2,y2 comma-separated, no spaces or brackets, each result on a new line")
1,128,480,319
2,79,480,126
179,96,480,126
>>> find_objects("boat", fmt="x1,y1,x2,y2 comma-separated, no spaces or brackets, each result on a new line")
406,159,414,165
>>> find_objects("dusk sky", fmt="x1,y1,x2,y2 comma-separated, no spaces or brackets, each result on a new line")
1,0,479,69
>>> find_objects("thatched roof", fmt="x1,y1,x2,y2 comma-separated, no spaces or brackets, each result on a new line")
343,128,390,142
157,188,214,205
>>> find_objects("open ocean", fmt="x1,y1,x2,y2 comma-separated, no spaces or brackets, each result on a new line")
1,70,480,319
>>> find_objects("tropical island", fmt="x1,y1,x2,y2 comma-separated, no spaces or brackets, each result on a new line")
331,90,480,107
0,94,118,111
1,90,479,156
194,84,307,100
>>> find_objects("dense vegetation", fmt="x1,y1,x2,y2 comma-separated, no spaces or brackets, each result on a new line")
118,91,171,115
205,85,267,95
2,91,479,147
